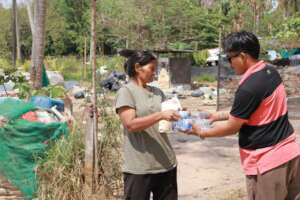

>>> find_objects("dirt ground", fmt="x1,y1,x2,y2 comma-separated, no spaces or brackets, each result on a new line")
171,97,300,200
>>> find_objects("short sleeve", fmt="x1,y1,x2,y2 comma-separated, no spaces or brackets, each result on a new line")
115,87,135,113
230,89,262,120
155,87,166,102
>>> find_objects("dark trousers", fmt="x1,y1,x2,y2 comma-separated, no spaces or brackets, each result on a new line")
123,167,178,200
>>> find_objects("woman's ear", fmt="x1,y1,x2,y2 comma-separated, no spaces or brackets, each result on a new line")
134,63,141,73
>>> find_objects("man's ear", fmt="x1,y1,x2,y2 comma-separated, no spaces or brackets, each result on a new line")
240,52,248,60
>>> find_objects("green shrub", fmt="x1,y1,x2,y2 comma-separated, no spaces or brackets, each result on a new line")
15,82,32,99
193,50,209,66
32,85,66,99
0,58,11,70
42,56,125,81
45,56,82,81
193,74,216,82
21,60,31,72
168,42,193,50
96,55,125,72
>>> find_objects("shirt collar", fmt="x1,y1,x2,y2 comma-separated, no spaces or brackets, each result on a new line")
239,60,266,85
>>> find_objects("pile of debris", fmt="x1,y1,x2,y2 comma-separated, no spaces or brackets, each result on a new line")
157,84,227,106
100,71,127,92
0,98,69,199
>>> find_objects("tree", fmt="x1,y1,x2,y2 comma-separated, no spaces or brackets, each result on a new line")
297,0,300,11
26,0,34,34
12,0,16,67
13,0,22,62
50,0,90,55
30,0,47,89
0,6,11,59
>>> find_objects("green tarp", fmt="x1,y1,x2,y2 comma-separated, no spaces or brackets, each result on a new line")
0,98,68,199
279,48,299,59
42,64,50,87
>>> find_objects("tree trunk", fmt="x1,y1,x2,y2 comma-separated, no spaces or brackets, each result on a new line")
83,36,87,80
89,37,93,64
16,4,22,61
297,0,300,11
12,0,17,67
30,0,36,82
26,0,34,34
285,0,293,17
31,0,47,89
252,0,257,33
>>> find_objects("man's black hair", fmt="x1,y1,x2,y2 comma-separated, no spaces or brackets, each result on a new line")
222,31,260,59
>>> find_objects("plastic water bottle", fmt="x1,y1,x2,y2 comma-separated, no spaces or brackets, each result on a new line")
193,118,211,130
191,111,211,130
172,111,192,132
173,118,192,132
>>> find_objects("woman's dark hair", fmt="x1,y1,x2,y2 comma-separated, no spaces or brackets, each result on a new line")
222,31,260,59
119,49,157,77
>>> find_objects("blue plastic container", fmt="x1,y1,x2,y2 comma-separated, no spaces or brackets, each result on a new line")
30,96,64,112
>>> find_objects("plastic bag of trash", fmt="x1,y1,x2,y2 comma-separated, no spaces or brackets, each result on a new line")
47,71,64,86
159,96,182,133
0,116,7,127
30,96,65,112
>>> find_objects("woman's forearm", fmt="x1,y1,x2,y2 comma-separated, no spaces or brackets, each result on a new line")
125,112,162,133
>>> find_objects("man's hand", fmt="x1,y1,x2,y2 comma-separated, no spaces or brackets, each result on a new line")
185,124,205,139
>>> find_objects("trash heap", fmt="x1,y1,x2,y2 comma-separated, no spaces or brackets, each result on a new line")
0,98,69,200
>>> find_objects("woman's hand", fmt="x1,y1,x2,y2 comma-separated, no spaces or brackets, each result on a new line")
160,110,181,121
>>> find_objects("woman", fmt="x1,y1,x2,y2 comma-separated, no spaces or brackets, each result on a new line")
115,49,180,200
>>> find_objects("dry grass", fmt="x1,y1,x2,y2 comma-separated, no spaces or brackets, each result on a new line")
37,127,86,200
36,95,123,200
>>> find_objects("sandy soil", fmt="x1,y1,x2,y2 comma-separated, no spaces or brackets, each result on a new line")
171,97,300,200
75,94,300,200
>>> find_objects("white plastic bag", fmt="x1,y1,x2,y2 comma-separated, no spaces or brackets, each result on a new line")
159,96,182,133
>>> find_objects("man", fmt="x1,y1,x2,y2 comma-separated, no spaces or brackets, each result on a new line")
187,31,300,200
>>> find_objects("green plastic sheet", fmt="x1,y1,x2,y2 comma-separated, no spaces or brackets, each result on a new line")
0,98,68,199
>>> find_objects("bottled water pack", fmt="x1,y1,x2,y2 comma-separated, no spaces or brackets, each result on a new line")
172,111,211,132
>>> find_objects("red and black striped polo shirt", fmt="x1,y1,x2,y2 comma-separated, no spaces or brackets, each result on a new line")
230,62,294,150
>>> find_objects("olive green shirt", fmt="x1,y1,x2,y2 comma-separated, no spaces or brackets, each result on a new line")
115,81,177,174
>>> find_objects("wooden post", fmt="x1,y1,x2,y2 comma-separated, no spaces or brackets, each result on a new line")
84,36,87,80
84,0,98,194
84,111,94,190
12,0,17,67
217,26,222,111
91,0,99,192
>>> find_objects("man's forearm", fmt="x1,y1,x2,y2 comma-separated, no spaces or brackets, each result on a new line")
197,121,238,138
213,111,229,121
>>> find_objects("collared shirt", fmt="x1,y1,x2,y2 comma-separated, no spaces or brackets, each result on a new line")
230,61,300,175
